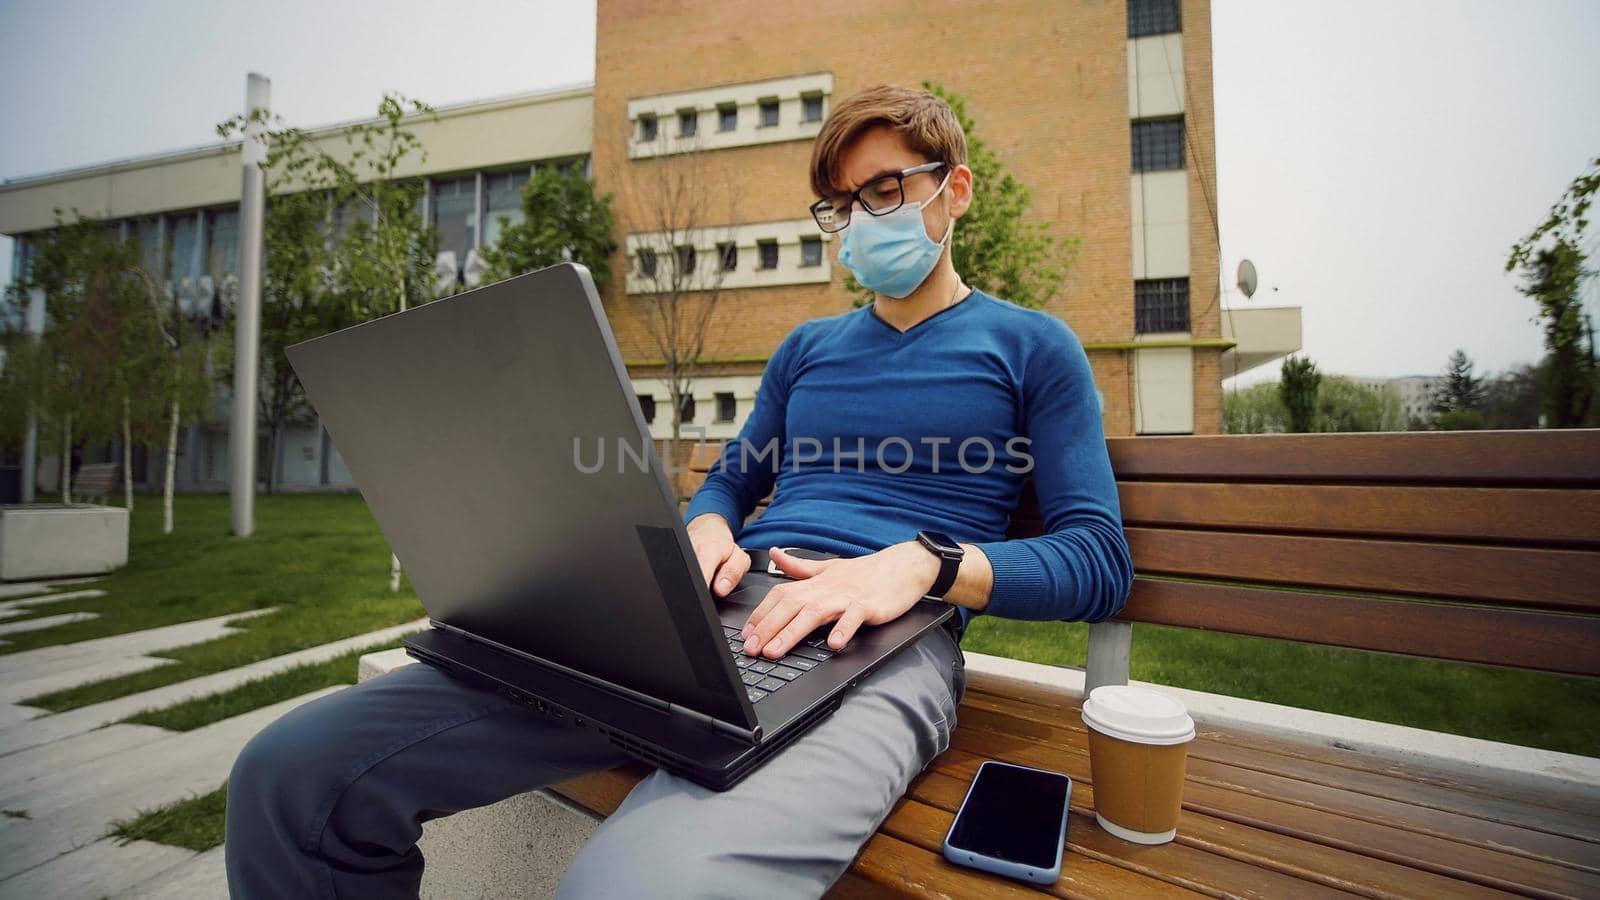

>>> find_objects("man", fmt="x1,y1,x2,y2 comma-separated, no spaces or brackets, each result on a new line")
225,84,1131,898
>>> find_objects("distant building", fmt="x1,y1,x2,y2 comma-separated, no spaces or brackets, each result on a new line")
1349,375,1445,424
3,0,1303,495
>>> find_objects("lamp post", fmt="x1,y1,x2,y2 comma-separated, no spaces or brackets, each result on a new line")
229,73,269,537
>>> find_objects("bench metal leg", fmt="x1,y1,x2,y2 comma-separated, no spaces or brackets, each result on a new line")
1084,620,1132,697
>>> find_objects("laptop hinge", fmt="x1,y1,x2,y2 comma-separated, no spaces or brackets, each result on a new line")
435,620,759,742
668,701,762,745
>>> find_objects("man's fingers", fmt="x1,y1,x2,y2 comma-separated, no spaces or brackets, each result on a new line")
745,591,805,655
764,606,829,659
828,602,869,651
712,548,750,597
768,546,829,580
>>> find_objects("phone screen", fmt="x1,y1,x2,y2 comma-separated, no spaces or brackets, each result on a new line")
947,762,1071,870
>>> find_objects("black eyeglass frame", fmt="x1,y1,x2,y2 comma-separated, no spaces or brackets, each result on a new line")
809,160,948,233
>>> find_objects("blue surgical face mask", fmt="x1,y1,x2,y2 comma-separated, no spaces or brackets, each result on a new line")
838,170,953,299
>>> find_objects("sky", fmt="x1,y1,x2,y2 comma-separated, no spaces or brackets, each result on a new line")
2,0,1597,385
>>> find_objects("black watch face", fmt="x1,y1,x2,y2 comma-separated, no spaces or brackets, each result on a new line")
921,531,960,555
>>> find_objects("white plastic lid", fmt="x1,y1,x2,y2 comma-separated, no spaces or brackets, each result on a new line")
1081,685,1195,745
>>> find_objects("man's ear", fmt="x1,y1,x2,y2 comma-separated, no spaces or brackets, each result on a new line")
949,163,974,219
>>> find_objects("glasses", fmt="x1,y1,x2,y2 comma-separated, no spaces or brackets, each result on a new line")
809,161,946,233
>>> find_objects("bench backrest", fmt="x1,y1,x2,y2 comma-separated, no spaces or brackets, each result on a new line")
686,430,1600,679
73,462,122,502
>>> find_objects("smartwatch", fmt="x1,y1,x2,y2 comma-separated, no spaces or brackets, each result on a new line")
916,530,964,599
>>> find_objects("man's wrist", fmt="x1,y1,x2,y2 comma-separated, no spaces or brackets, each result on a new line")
896,540,943,594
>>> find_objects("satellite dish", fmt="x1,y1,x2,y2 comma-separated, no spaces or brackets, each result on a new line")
1236,259,1258,300
462,248,489,288
433,251,460,296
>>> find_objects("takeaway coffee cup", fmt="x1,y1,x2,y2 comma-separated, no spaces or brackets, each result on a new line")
1081,684,1195,845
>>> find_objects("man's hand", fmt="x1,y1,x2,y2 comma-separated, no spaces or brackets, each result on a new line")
741,543,940,659
686,513,749,598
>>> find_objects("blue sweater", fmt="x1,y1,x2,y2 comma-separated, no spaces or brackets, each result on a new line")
683,288,1133,632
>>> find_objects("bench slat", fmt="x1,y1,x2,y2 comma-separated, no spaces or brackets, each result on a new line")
945,725,1593,898
1116,577,1600,677
1108,430,1600,485
960,679,1600,843
1117,482,1600,548
953,700,1600,875
1124,528,1600,613
934,745,1515,899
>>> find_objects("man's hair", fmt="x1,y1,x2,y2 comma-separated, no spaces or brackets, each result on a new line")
809,84,969,200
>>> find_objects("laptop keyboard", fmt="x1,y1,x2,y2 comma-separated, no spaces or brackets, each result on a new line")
721,625,834,703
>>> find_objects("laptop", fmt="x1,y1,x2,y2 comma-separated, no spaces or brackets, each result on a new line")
285,262,955,791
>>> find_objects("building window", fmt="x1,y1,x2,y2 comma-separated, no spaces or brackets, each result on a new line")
1134,278,1190,333
675,245,696,274
1128,0,1181,38
714,392,736,423
718,104,737,132
802,93,824,123
758,239,779,269
483,169,529,249
759,98,779,128
799,236,822,267
717,242,737,272
678,394,696,424
678,109,698,138
1132,117,1185,172
638,394,656,424
637,248,657,278
431,176,478,264
638,114,658,142
206,207,239,284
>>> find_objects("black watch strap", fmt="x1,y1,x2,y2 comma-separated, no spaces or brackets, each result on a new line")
917,531,963,599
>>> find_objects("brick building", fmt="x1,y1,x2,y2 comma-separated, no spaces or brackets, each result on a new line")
0,0,1299,494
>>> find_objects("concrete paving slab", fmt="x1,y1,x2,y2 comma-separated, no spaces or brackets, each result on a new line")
117,845,227,899
0,617,428,758
0,706,40,730
0,656,174,707
0,686,346,882
0,607,278,684
0,589,106,613
0,724,171,797
0,612,98,637
0,837,194,900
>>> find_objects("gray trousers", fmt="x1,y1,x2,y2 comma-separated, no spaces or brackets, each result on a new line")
224,626,965,898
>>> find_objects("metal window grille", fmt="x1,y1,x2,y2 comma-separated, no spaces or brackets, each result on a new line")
1128,0,1180,37
759,100,779,127
1135,278,1190,333
638,115,658,142
1132,118,1185,171
758,240,779,269
714,393,736,423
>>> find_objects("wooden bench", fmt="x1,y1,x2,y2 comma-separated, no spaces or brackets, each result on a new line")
70,462,122,506
545,429,1600,897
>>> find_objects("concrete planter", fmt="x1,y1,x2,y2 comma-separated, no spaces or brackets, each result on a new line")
0,503,129,581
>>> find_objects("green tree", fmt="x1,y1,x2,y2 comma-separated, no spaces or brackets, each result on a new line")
1430,348,1486,418
1480,361,1545,429
480,163,617,291
218,94,438,496
1222,382,1286,434
1507,157,1597,427
1278,356,1322,433
6,216,170,503
845,83,1080,310
1314,376,1407,433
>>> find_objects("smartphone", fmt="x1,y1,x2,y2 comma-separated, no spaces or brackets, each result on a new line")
943,760,1072,884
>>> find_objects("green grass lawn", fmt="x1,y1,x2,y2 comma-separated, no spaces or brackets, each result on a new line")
961,616,1600,757
16,488,1592,855
15,492,424,712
